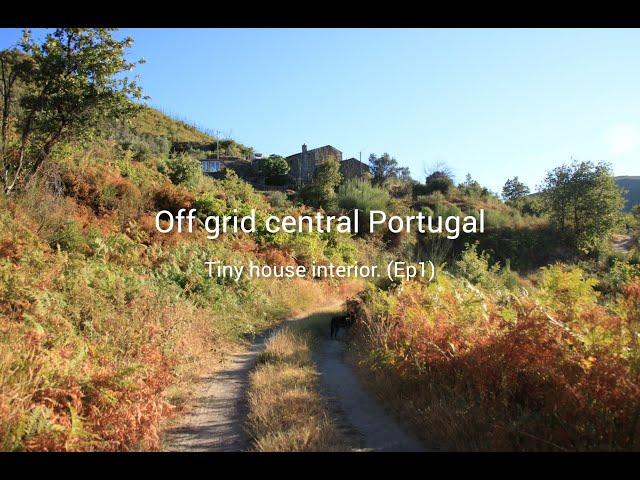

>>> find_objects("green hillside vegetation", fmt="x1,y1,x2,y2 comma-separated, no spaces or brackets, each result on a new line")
0,30,360,450
106,106,253,163
131,106,215,144
616,176,640,211
2,28,640,452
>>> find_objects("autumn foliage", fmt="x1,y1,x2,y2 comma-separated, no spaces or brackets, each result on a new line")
349,263,640,451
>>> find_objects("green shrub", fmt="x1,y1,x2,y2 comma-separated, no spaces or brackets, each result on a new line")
159,154,202,188
49,221,86,252
266,191,289,209
194,192,227,219
537,264,598,322
337,179,390,233
433,202,463,219
454,242,500,288
424,171,454,195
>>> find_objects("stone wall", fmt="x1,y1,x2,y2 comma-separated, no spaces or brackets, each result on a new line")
287,145,342,186
340,158,370,179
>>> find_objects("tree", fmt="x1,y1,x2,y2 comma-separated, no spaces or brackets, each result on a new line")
300,155,342,209
424,170,454,195
502,177,530,202
369,152,403,185
0,28,144,194
255,154,290,185
540,160,624,251
461,173,490,198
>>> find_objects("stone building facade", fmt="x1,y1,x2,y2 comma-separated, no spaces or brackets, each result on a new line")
340,157,371,180
286,144,343,186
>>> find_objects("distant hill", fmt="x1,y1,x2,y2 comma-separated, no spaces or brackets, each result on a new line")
108,105,253,160
615,176,640,211
132,106,215,145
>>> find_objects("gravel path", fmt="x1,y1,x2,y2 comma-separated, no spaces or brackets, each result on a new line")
316,338,426,452
162,339,266,452
163,303,425,452
612,234,634,253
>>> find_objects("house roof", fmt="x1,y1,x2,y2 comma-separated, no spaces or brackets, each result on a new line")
200,155,245,162
286,145,341,159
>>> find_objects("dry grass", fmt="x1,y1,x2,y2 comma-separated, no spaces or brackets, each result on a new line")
246,327,346,451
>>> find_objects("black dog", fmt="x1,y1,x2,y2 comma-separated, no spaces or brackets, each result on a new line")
330,314,353,340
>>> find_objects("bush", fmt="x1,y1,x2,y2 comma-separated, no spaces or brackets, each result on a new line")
424,171,454,195
48,220,86,252
337,179,390,234
152,181,195,214
193,192,226,219
254,155,290,185
266,191,289,209
455,242,500,288
349,265,640,451
159,154,202,188
537,264,598,323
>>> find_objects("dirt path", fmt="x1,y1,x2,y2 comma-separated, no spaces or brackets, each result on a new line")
315,338,426,452
612,234,634,253
162,337,266,451
163,300,425,452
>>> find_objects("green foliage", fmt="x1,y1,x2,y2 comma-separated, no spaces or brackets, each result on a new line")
266,191,289,209
48,220,86,252
300,155,342,210
116,130,171,162
600,258,640,294
424,170,454,195
537,264,598,322
193,192,226,219
337,178,390,212
1,28,144,194
502,176,530,203
322,230,357,264
460,174,490,198
368,152,408,185
615,176,640,212
159,154,202,188
432,202,463,219
455,242,501,289
337,179,390,233
255,155,290,185
540,161,625,252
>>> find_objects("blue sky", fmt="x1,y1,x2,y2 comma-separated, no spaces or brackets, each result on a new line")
1,28,640,192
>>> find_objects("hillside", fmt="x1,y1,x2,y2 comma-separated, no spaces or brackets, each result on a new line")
132,106,215,144
3,27,640,453
107,105,253,161
0,104,361,450
615,176,640,211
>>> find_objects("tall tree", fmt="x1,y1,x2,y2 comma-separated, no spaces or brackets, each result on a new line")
369,152,401,185
540,160,624,251
0,28,144,194
502,176,530,202
300,155,342,209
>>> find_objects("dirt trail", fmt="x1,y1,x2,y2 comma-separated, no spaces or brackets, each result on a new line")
316,338,426,452
163,301,425,452
612,234,634,253
162,337,265,451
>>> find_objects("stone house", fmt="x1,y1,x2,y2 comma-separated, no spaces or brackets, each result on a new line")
340,157,371,180
286,144,343,187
